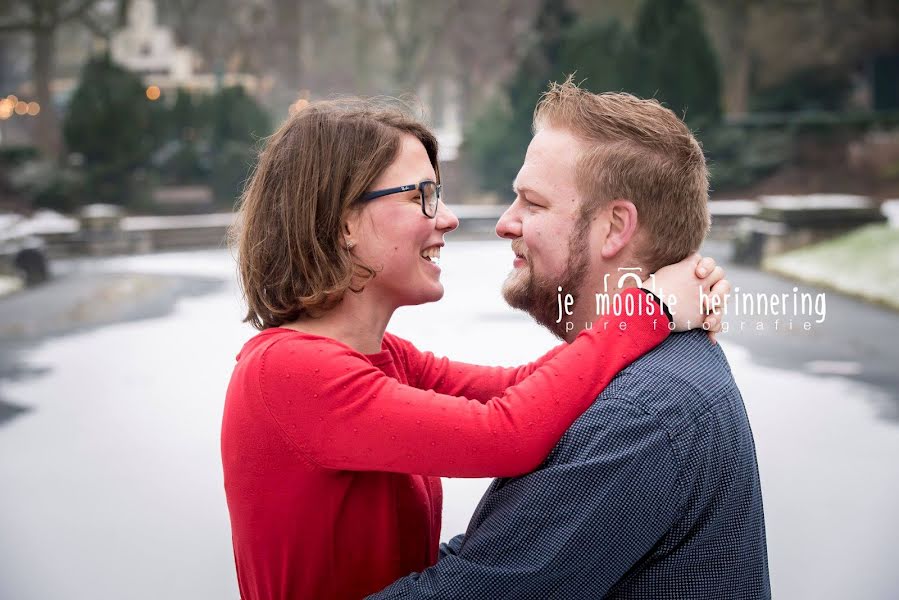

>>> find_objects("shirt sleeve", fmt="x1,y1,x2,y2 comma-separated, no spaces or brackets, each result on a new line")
367,400,684,599
259,287,670,478
391,334,567,403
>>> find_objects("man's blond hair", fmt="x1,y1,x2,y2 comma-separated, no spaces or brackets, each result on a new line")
534,77,711,272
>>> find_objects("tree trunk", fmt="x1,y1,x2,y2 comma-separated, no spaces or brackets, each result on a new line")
721,2,751,118
33,26,62,159
726,33,751,117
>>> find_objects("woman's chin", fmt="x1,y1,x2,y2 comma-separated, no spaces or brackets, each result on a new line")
405,284,445,306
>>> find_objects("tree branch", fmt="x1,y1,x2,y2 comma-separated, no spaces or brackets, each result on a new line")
0,19,35,32
58,0,100,25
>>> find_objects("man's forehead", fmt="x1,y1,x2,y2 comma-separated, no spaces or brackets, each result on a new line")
516,132,582,198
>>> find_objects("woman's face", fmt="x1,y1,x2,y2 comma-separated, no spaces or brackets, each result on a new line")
347,134,459,308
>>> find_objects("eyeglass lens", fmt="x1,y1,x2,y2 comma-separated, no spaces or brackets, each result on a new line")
422,182,439,217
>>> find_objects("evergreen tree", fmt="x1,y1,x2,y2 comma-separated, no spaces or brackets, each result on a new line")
206,86,271,204
633,0,722,125
464,0,724,195
208,86,270,147
465,0,576,197
63,54,165,205
557,19,640,94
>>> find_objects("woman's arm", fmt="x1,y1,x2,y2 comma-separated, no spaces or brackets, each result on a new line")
260,287,669,478
392,254,727,402
390,335,567,402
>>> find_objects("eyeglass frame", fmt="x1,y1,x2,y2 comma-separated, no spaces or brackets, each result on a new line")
358,180,442,218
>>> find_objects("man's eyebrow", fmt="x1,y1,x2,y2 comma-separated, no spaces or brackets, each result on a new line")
513,182,546,201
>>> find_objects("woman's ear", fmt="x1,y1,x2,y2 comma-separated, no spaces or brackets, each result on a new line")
599,200,639,260
343,209,361,249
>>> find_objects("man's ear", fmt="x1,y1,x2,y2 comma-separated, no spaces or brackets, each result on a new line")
599,200,638,260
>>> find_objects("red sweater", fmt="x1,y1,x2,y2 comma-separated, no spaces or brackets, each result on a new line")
221,288,669,599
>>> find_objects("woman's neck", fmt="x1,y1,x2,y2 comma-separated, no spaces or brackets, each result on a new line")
281,291,395,355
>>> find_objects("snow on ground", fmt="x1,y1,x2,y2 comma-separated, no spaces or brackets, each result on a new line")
765,224,899,310
0,243,897,599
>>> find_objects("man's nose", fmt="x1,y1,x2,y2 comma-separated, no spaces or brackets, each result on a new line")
495,202,522,239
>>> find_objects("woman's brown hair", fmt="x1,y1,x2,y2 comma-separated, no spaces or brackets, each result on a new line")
231,98,440,330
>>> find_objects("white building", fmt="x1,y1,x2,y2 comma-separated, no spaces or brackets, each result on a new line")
109,0,261,95
110,0,195,84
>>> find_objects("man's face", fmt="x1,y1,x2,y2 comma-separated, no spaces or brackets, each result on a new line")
495,127,592,338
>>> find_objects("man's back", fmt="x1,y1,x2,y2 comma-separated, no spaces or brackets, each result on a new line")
373,330,770,599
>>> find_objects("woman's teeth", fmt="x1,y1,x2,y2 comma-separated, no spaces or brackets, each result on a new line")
421,247,441,266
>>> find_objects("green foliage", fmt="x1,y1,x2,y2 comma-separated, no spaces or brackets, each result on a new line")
211,140,258,208
153,86,270,206
62,55,166,206
464,0,723,196
0,146,41,165
557,20,640,93
750,65,854,113
31,167,87,213
463,99,533,198
208,86,271,147
632,0,722,126
700,125,794,192
59,54,271,211
464,0,576,198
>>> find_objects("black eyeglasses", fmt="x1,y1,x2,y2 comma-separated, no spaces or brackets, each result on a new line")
359,180,441,218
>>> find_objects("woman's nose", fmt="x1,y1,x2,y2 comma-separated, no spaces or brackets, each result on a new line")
436,201,459,233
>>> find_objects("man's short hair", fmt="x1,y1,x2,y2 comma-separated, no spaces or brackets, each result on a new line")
533,77,711,272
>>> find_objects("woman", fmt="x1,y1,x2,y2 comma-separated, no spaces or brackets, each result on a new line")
222,98,726,599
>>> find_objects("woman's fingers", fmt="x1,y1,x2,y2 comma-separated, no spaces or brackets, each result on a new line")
708,278,732,315
703,277,731,345
703,313,721,345
704,265,725,288
695,256,716,278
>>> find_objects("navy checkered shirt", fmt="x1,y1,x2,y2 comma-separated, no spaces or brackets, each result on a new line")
369,331,770,599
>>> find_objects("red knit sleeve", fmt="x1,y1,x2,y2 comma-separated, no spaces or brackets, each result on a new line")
259,287,669,478
387,333,567,403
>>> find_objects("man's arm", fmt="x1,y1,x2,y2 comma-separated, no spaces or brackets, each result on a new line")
437,534,465,560
368,399,684,599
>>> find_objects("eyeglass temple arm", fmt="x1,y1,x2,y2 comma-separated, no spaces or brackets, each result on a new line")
360,184,418,202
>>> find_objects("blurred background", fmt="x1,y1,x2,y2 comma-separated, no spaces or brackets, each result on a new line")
0,1,898,598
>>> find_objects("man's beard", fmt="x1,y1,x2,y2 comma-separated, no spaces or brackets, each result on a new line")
502,222,590,340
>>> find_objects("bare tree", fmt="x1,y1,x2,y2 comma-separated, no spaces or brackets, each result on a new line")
702,0,899,116
0,1,107,156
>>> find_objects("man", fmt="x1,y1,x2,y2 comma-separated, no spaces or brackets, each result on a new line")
370,79,770,599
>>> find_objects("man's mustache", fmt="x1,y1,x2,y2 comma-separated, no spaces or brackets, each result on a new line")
511,241,528,261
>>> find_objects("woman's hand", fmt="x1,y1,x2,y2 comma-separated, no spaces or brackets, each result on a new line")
643,253,730,340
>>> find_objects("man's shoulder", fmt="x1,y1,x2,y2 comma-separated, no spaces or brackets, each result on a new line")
554,331,745,459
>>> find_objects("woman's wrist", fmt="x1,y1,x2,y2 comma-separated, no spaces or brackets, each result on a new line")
639,286,673,323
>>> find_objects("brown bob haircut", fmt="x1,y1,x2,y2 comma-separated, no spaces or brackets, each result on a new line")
534,77,711,272
232,98,440,330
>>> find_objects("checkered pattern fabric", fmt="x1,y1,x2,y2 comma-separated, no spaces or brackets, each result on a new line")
370,331,770,599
